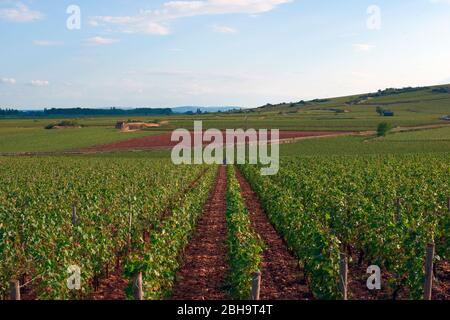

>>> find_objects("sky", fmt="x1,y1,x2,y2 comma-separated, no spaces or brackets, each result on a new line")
0,0,450,109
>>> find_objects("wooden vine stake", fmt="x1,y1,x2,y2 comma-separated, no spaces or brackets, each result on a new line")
339,253,348,300
447,196,450,213
72,204,77,226
128,211,133,251
424,243,435,300
10,280,21,300
251,272,261,300
133,272,143,300
395,198,401,222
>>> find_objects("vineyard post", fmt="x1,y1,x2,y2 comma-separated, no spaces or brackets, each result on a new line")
128,211,133,250
9,280,20,300
339,253,348,300
72,204,77,226
424,243,435,300
251,272,261,300
133,272,143,300
447,197,450,213
395,198,401,222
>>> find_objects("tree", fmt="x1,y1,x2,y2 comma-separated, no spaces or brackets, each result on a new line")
377,122,392,137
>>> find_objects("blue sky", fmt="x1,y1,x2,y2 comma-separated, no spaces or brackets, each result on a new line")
0,0,450,109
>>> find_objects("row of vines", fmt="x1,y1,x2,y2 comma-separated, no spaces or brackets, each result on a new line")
225,165,263,299
124,166,216,299
239,153,450,299
0,156,209,299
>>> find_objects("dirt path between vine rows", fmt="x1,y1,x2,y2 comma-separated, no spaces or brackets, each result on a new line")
235,168,312,300
90,266,128,300
171,166,229,300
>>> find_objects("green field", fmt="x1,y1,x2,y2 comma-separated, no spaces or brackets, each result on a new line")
280,134,450,156
385,126,450,141
0,127,163,153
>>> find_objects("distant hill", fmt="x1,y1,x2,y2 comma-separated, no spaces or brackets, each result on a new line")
171,106,241,114
250,84,450,112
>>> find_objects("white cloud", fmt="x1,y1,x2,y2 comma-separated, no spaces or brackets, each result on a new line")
162,0,291,15
1,77,16,85
213,25,237,33
0,2,43,23
352,43,375,52
84,37,120,46
33,40,64,46
90,0,291,35
30,80,49,87
89,16,170,35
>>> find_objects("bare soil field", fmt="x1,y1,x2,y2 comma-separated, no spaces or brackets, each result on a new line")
86,131,354,152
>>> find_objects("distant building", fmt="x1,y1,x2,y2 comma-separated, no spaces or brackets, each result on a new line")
383,110,395,117
115,121,126,129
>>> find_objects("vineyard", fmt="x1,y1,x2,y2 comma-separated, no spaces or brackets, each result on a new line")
0,157,212,299
239,153,450,299
1,0,449,307
0,154,449,300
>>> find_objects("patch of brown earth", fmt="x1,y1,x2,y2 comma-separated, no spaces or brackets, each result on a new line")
434,260,450,300
90,266,128,300
86,131,352,152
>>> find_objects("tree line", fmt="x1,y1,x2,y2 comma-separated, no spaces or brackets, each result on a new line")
0,107,173,118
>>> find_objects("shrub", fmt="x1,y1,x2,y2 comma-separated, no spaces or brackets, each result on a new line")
45,120,79,129
377,122,392,137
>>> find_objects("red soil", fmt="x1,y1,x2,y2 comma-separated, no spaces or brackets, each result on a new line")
86,131,350,152
171,166,229,300
90,266,128,300
235,168,312,300
434,261,450,300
